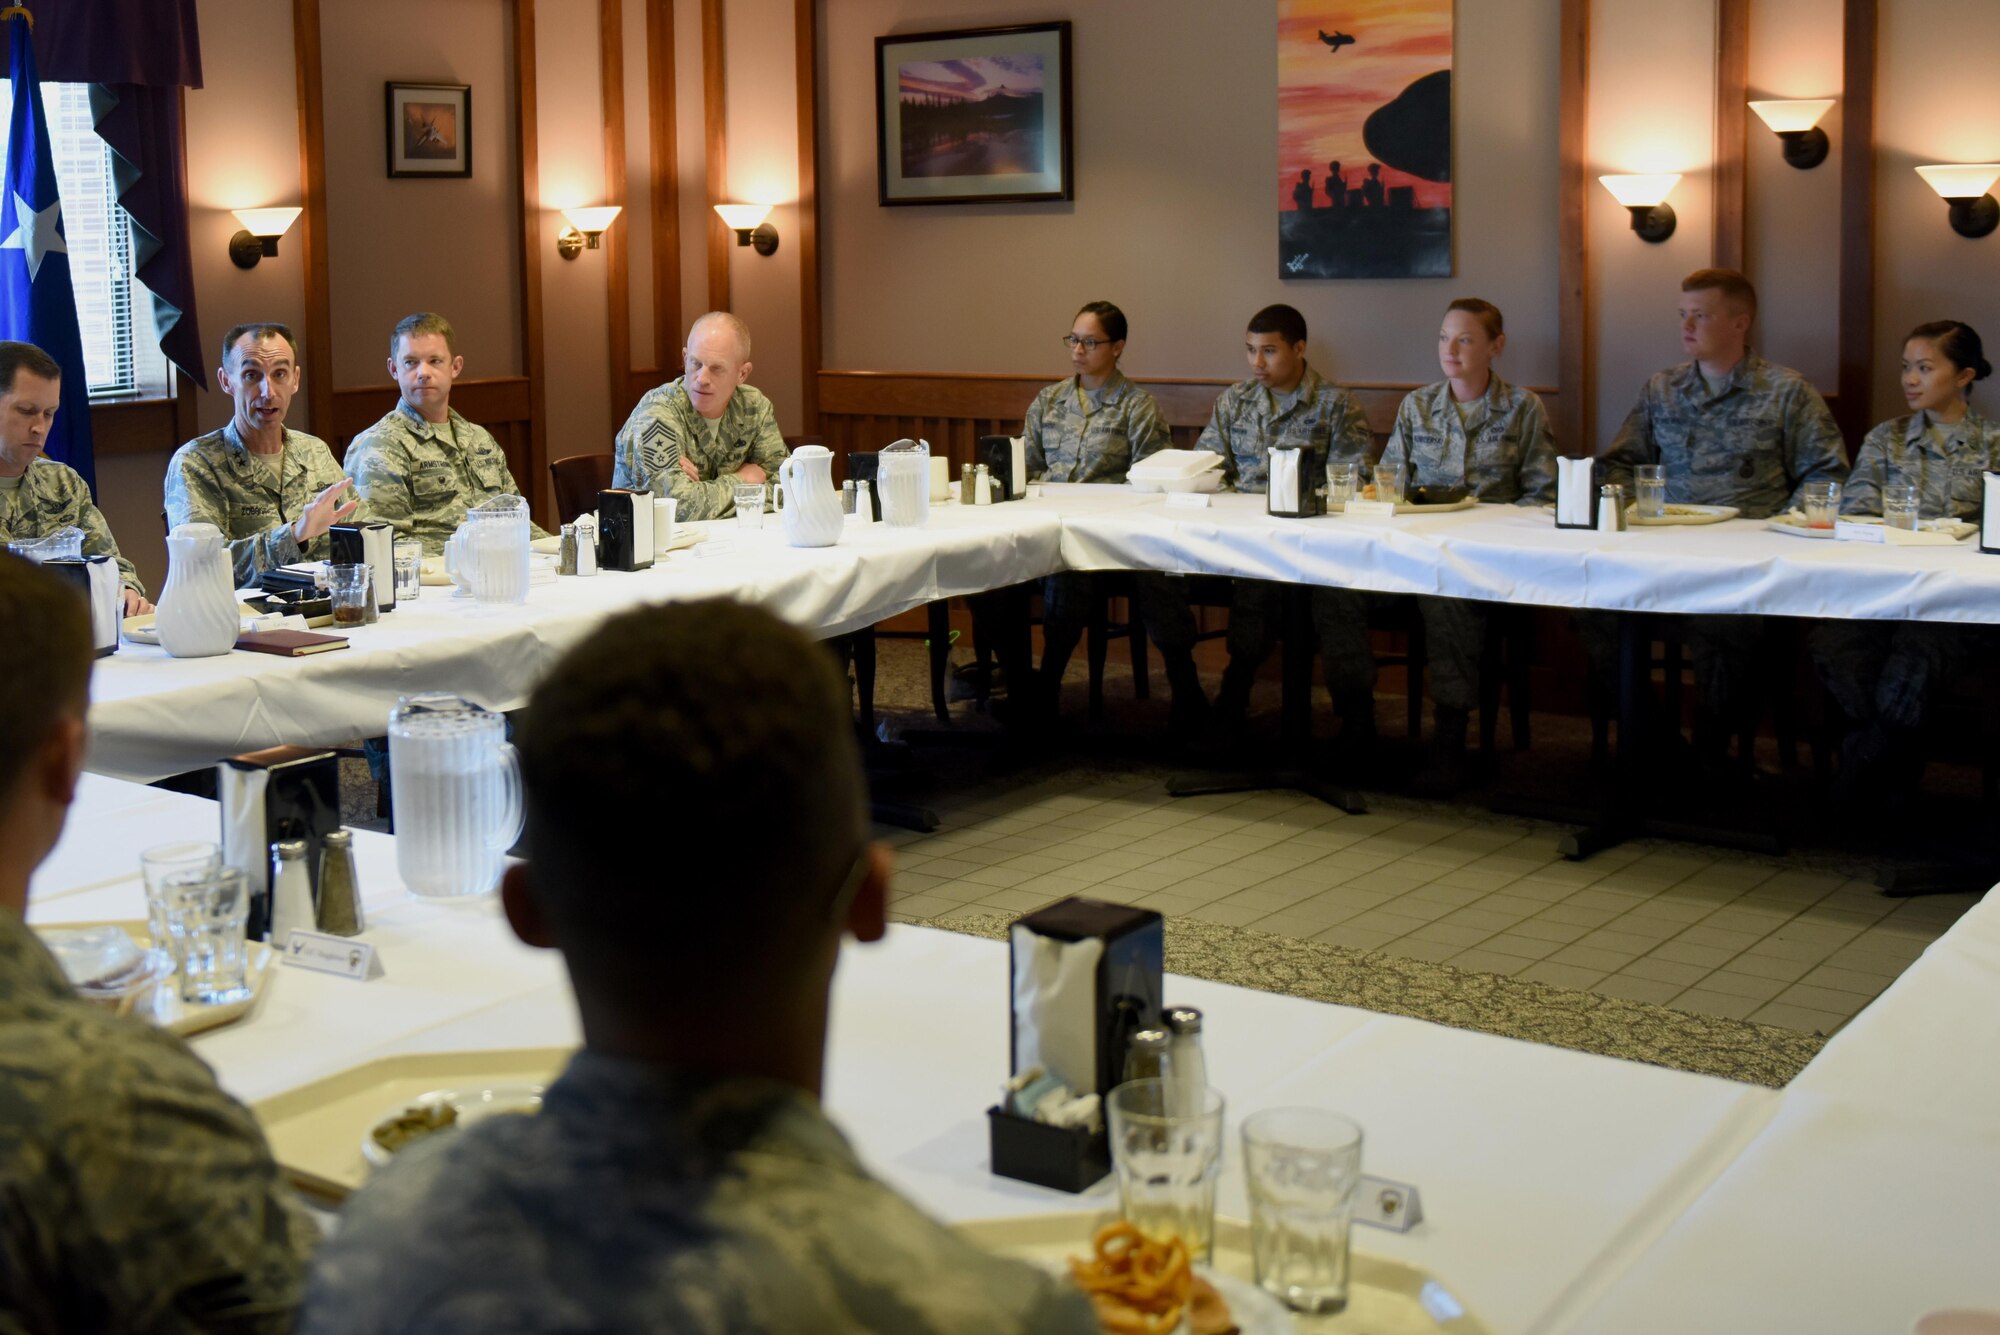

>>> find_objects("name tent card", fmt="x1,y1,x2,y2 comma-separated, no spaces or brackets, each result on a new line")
1164,490,1212,511
280,929,384,981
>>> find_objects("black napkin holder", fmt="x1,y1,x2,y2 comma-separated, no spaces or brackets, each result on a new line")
218,745,341,942
1556,457,1601,529
978,435,1025,501
42,555,120,657
329,520,397,612
595,489,654,571
844,452,886,520
1266,444,1325,519
989,896,1164,1193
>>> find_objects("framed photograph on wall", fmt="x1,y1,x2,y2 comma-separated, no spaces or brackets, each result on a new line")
386,82,472,179
876,22,1072,206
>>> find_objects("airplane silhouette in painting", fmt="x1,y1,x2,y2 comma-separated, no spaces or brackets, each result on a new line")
1317,29,1355,52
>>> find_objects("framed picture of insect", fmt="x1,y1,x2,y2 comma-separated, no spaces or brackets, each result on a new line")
386,83,472,178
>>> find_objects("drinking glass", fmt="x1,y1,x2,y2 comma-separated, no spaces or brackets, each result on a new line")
327,563,372,626
652,497,679,555
1883,480,1921,531
141,841,220,949
733,484,766,530
1106,1078,1227,1264
393,540,422,600
1802,479,1841,529
1243,1107,1365,1314
162,867,253,1005
1326,462,1358,511
1373,463,1404,505
1634,464,1667,519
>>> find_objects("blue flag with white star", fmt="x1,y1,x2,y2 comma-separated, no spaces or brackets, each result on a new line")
0,15,95,493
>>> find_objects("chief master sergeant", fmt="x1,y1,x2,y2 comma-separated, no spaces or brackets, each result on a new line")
165,322,361,587
342,312,549,554
614,311,787,521
0,341,150,614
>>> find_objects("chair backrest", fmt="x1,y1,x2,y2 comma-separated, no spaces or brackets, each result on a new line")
549,453,616,526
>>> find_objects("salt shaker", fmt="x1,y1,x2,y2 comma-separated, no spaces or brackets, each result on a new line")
1165,1006,1207,1111
557,523,579,576
574,516,599,575
1597,484,1627,532
974,463,993,506
1125,1027,1173,1083
268,839,315,946
316,829,365,937
853,480,874,525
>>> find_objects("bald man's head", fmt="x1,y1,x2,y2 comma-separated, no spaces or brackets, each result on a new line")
681,313,755,420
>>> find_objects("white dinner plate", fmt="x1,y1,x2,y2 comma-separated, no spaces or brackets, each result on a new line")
1628,503,1740,526
360,1082,545,1167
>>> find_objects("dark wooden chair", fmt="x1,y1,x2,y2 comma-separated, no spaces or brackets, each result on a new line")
549,454,615,526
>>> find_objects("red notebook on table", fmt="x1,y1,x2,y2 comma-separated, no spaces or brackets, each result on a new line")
235,630,349,657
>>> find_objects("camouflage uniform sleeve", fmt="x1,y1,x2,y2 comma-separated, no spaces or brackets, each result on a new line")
1379,392,1418,482
1514,390,1559,506
615,396,735,522
747,396,790,484
1841,420,1893,515
1779,381,1849,513
44,465,143,595
1330,389,1374,466
1599,385,1659,491
165,446,304,586
1020,384,1052,479
343,430,418,544
1195,394,1239,490
1123,386,1171,464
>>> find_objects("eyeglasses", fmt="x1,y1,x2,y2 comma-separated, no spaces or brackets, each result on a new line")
1062,335,1114,351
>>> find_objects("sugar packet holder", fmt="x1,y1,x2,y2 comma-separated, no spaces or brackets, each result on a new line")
1983,472,2000,554
989,896,1163,1193
1556,456,1601,529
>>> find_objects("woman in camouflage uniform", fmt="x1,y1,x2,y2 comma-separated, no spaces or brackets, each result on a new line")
1380,299,1557,793
1810,320,2000,809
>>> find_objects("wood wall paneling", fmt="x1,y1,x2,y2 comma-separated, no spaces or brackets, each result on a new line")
1713,0,1750,272
515,0,552,524
601,0,634,421
794,0,822,433
326,377,537,488
701,0,728,312
1556,0,1590,455
91,374,201,459
647,0,681,364
292,0,334,438
1836,0,1877,448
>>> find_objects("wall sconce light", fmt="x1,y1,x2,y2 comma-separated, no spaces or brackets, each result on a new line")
1599,174,1680,243
557,206,622,260
713,203,779,256
228,207,303,269
1915,165,2000,239
1748,99,1835,170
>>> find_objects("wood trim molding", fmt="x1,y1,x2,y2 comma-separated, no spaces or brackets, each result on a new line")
515,0,551,524
701,0,728,311
328,377,534,440
1556,0,1589,456
1836,0,1877,449
292,0,334,440
647,0,680,366
1713,0,1750,271
795,0,822,433
601,0,633,419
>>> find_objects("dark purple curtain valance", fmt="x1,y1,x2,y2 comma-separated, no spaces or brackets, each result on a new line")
29,0,201,89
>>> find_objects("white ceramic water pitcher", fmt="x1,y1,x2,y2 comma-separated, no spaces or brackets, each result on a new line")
156,523,241,658
778,445,843,547
388,694,523,898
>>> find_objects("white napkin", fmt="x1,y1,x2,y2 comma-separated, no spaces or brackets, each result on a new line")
1985,473,2000,551
1010,926,1105,1094
1558,457,1596,525
1269,448,1303,511
1007,436,1027,498
40,926,143,988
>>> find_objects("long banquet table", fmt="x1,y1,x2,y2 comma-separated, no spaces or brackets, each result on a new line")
86,486,2000,784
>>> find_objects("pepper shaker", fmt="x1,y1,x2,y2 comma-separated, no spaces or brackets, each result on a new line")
1124,1028,1173,1083
315,829,365,937
557,523,579,576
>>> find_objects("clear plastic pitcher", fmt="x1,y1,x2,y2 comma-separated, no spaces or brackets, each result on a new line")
388,694,523,898
463,494,531,603
878,439,931,527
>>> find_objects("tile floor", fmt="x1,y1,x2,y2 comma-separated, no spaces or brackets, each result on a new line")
875,767,1983,1037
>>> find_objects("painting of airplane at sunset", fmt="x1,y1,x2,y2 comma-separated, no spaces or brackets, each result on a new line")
1277,0,1454,279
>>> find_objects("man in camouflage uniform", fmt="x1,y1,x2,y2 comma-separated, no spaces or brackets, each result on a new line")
165,323,361,586
1593,269,1847,760
0,341,149,613
1378,299,1558,792
613,311,788,521
0,558,316,1331
343,312,548,554
1136,304,1377,737
300,599,1097,1335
